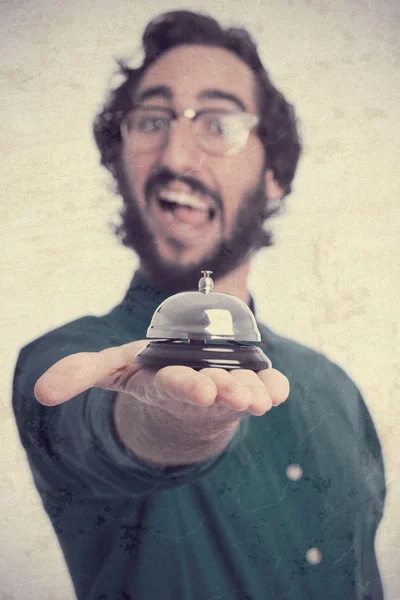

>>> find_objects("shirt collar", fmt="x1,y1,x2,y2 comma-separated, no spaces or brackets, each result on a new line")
118,271,171,324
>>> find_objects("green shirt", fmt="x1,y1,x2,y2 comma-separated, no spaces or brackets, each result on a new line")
13,272,386,600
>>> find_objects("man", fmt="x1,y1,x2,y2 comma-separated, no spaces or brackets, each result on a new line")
13,10,386,600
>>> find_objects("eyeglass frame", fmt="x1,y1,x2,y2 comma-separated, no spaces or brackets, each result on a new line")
119,104,260,157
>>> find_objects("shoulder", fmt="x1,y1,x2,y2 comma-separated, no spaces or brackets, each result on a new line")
258,322,357,396
18,315,105,364
257,323,374,443
20,315,112,354
14,314,119,398
18,306,134,360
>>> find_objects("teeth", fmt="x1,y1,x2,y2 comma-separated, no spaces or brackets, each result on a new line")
158,190,209,212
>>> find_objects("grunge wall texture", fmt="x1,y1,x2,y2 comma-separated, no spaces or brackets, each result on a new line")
1,0,399,598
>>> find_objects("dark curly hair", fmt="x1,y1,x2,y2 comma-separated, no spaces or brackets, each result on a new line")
93,10,302,198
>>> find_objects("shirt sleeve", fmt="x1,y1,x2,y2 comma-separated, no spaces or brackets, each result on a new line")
299,364,386,600
336,387,386,600
12,319,247,500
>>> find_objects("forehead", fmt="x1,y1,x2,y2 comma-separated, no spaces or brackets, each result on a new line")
135,44,259,112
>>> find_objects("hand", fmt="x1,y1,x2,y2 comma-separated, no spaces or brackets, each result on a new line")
34,340,290,417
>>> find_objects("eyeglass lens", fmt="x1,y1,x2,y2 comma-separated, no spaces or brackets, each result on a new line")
121,108,253,155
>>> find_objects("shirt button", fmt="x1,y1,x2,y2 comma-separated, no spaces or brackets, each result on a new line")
306,547,323,565
286,463,303,481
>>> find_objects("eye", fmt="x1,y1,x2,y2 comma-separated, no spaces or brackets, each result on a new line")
136,117,170,133
203,114,245,140
206,117,226,137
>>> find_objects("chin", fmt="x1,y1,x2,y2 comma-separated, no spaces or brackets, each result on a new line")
164,250,210,271
156,236,216,267
141,248,216,293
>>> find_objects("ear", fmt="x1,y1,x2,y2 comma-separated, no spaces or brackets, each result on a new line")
264,169,285,202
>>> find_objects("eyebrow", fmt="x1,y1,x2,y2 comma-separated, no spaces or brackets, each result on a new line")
135,85,247,112
198,89,246,111
135,85,172,104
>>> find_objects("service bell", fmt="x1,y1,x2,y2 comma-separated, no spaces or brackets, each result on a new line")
135,271,272,371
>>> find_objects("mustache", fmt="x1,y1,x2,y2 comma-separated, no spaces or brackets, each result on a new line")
144,168,222,211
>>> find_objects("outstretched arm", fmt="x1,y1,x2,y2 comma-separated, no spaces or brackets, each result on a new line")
35,340,290,467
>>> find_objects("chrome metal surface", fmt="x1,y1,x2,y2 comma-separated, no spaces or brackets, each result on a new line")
146,271,261,342
198,270,214,294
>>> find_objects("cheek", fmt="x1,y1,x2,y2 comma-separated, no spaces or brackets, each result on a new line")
122,145,154,199
244,137,266,177
218,142,265,200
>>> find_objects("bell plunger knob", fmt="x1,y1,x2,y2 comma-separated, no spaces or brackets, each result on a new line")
198,270,214,294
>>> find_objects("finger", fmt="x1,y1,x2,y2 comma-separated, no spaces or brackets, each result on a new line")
257,368,290,406
230,369,273,416
198,368,252,412
154,365,217,407
34,340,148,406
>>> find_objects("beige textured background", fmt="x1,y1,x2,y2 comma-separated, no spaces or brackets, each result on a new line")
1,0,399,598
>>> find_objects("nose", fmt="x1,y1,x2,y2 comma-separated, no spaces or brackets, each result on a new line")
157,118,205,174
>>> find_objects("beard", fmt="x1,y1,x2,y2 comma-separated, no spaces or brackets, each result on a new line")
113,161,274,294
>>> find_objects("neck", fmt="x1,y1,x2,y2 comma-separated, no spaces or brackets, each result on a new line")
139,260,251,305
138,259,252,305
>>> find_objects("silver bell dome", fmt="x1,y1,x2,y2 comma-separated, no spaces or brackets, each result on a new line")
146,271,261,342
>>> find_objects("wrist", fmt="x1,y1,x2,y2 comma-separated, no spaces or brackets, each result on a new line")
113,391,242,468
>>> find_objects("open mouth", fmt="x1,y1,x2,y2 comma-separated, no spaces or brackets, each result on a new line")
156,189,216,224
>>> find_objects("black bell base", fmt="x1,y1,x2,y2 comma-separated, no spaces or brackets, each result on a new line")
135,340,271,371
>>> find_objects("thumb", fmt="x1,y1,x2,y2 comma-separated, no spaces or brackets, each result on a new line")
34,340,147,406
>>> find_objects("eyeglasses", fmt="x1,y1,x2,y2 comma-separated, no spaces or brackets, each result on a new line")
120,105,259,156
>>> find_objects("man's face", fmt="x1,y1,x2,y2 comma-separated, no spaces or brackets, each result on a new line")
119,44,268,290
